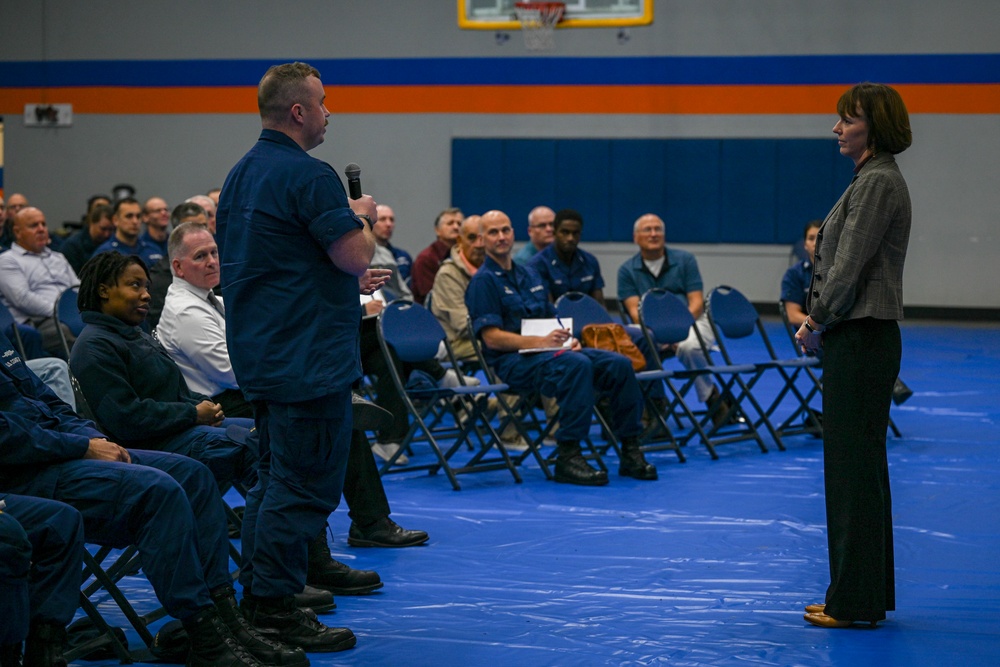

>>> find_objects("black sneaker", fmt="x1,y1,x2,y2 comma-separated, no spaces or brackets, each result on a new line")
241,596,356,654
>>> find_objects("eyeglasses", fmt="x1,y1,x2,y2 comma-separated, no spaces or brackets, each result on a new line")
637,226,663,235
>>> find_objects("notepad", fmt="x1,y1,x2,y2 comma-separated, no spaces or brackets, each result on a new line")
518,317,573,354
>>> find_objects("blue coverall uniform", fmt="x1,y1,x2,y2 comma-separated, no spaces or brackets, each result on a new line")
0,331,232,621
466,255,643,443
218,128,363,598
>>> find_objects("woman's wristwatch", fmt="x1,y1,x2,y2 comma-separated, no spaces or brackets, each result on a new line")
803,317,824,335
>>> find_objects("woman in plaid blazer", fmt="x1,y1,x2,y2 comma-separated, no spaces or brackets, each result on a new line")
795,82,913,630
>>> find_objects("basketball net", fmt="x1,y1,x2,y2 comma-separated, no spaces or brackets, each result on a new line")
514,2,565,52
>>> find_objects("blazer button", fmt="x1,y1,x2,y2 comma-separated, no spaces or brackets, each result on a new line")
814,253,821,261
814,274,822,281
812,290,820,298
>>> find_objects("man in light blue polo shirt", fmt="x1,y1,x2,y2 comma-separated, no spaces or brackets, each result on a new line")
617,213,720,408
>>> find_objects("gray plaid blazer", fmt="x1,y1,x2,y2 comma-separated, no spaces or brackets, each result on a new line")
808,153,911,328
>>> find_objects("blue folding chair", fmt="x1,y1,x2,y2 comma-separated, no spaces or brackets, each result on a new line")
706,285,822,445
555,291,685,463
377,299,528,489
638,288,770,459
53,287,84,359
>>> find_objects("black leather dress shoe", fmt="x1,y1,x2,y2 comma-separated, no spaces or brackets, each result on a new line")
351,393,393,432
348,518,429,548
618,447,658,480
554,454,609,486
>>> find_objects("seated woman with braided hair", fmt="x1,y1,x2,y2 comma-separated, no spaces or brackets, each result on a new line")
69,251,256,490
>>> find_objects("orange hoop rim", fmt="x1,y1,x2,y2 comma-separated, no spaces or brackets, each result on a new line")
514,2,566,19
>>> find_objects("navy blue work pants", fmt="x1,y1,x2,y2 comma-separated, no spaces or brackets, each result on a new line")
3,450,230,621
495,348,643,442
0,494,83,638
241,390,351,598
156,417,257,490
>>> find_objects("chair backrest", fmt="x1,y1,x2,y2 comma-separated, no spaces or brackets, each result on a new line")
638,288,694,347
55,288,85,336
706,285,757,339
706,285,783,364
554,291,613,337
378,299,445,363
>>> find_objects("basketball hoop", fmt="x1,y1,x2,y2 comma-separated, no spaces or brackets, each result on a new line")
514,2,565,52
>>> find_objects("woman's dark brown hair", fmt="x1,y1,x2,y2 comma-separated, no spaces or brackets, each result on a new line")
837,82,912,155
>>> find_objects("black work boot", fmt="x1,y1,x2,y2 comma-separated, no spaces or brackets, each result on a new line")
211,586,309,667
23,621,66,667
553,441,608,486
241,595,356,653
618,437,658,480
0,643,22,667
293,585,336,614
306,530,383,595
181,607,263,667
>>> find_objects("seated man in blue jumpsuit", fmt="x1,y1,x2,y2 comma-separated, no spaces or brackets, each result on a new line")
0,330,306,667
527,209,663,382
527,208,605,303
0,494,83,667
466,210,658,484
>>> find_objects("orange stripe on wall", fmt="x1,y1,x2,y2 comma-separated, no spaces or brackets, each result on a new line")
1,84,998,115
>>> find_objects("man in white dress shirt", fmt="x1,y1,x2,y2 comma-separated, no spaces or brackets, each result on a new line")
0,207,80,358
154,222,240,412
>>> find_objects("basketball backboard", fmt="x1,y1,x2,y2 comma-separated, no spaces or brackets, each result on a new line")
458,0,653,30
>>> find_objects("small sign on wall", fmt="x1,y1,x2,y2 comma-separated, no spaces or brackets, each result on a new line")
24,104,73,127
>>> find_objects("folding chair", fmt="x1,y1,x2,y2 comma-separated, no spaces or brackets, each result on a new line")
777,301,902,438
555,291,685,463
706,285,823,443
65,544,162,664
376,299,526,490
463,319,563,475
638,288,770,459
53,287,84,360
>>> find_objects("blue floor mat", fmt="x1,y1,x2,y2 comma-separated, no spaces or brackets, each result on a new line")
77,320,1000,666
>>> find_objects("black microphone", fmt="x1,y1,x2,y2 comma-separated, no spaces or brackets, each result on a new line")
345,163,362,200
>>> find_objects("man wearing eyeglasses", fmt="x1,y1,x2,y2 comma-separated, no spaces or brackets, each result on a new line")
467,210,658,485
617,213,726,417
513,205,555,264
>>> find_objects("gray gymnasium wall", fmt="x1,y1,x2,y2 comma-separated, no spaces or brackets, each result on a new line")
1,0,997,310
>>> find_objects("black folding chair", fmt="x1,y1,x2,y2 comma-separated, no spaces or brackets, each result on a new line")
376,299,526,489
555,291,685,463
638,288,770,459
706,285,823,443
